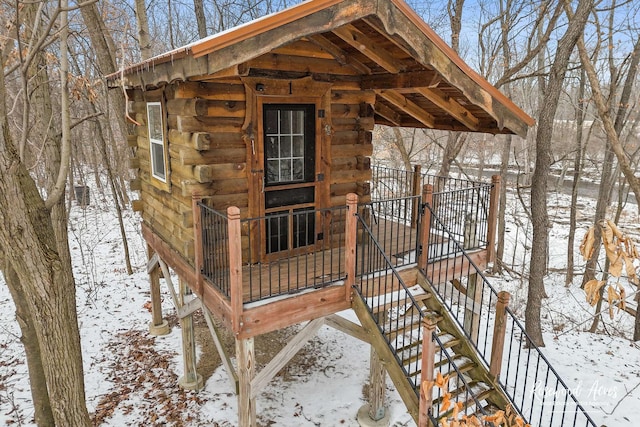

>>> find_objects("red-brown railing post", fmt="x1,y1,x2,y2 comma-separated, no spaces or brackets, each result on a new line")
227,206,243,334
192,195,204,296
345,193,358,302
419,314,438,426
489,291,511,380
418,184,433,269
486,175,501,264
411,164,422,229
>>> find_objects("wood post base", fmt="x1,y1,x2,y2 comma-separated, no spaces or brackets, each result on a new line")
178,373,204,391
357,404,390,427
148,319,171,336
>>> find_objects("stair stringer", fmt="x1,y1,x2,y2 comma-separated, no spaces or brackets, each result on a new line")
415,269,512,414
352,293,421,422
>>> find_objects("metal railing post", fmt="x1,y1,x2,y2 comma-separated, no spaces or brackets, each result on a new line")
192,195,204,296
227,206,243,334
486,175,501,264
418,184,433,269
489,291,511,381
345,193,358,301
418,314,438,427
411,164,422,229
463,214,481,344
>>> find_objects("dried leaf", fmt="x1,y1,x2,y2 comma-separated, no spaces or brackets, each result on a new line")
607,286,621,319
579,227,596,260
607,219,625,241
609,253,624,277
452,401,464,419
484,410,505,424
618,284,627,312
584,279,606,306
441,392,452,413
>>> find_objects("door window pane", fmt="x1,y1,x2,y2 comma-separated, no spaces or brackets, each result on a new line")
264,105,314,185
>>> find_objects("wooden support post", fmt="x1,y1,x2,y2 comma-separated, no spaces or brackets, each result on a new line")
345,193,358,302
411,164,422,229
147,247,170,336
418,185,433,269
368,347,387,420
463,216,481,345
192,195,204,296
228,206,243,334
489,291,511,381
418,314,438,427
486,175,501,265
237,337,256,427
178,278,203,391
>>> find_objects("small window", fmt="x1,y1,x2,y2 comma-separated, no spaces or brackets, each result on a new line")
147,102,167,182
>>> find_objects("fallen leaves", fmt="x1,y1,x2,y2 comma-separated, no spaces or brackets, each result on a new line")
91,330,204,426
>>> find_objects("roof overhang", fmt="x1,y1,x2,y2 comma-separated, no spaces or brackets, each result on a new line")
107,0,534,137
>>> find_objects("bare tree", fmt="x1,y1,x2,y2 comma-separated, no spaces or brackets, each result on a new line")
526,0,592,347
0,1,91,423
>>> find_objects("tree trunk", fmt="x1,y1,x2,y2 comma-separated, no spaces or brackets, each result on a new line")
194,0,208,39
134,0,153,60
2,258,55,426
566,68,587,285
391,127,413,171
493,134,511,273
0,4,90,424
526,0,592,347
0,124,91,426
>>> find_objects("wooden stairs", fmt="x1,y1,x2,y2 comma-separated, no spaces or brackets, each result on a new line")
352,266,511,425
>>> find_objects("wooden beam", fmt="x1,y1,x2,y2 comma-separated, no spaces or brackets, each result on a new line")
250,317,325,398
362,71,441,90
177,296,202,319
415,87,479,131
489,291,511,381
368,347,387,421
308,34,371,74
246,53,361,76
236,337,256,426
376,90,434,128
158,257,181,311
240,286,350,338
373,102,402,126
332,24,401,73
178,278,203,390
203,306,239,394
324,314,370,343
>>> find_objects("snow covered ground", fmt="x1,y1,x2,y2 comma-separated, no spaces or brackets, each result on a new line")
1,178,640,426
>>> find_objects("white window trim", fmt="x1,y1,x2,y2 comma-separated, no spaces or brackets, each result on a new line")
147,102,167,183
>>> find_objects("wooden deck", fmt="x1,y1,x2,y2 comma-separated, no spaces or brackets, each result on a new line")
240,217,419,303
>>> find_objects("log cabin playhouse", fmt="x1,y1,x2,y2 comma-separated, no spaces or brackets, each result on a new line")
107,0,597,425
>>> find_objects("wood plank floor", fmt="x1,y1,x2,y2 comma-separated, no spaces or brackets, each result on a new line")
240,218,420,303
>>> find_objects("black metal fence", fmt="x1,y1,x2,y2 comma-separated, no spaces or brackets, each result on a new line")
240,205,349,303
371,165,492,256
200,202,231,298
421,204,597,427
357,196,422,276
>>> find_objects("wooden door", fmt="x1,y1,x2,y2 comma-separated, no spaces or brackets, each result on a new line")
261,103,318,256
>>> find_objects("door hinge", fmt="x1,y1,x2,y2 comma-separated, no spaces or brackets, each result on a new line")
317,173,324,182
318,109,325,118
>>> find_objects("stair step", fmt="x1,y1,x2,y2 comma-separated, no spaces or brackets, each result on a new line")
431,381,494,420
406,355,475,381
371,291,431,315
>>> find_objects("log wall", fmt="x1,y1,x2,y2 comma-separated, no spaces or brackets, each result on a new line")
128,77,373,265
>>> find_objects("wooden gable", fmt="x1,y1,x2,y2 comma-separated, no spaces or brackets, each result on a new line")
108,0,533,138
